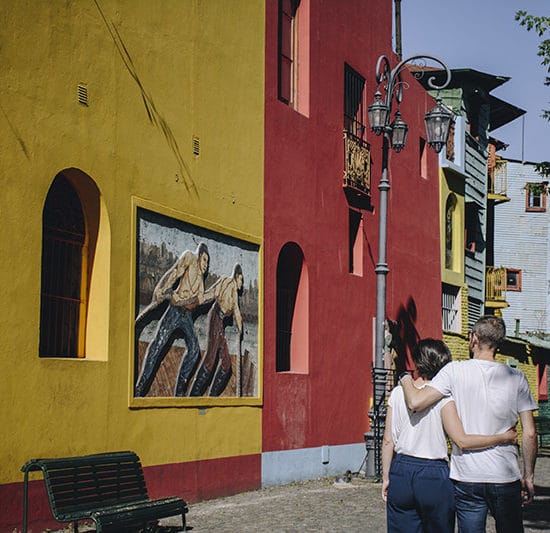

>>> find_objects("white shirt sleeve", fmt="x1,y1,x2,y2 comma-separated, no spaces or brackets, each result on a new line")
426,362,453,397
517,371,538,412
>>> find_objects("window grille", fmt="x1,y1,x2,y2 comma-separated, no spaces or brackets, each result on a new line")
40,175,86,357
344,65,366,139
442,284,461,333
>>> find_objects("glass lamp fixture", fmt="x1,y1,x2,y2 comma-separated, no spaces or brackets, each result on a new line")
390,111,408,152
424,97,453,154
367,91,389,135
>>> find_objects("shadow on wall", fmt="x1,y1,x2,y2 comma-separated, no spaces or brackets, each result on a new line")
388,297,420,375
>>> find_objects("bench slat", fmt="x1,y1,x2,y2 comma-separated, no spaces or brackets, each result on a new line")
93,497,188,532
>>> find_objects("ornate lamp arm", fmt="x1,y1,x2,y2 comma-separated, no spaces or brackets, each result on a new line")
374,54,452,121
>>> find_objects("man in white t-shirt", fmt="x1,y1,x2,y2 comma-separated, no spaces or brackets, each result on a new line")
400,316,538,533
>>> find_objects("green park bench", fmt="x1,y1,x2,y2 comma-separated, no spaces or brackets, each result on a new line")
21,450,188,532
535,417,550,449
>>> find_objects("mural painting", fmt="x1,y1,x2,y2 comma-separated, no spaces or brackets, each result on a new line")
134,207,259,400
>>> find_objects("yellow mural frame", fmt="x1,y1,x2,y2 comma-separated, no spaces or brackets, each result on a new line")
129,197,263,409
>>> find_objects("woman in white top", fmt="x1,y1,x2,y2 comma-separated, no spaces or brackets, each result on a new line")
382,338,517,533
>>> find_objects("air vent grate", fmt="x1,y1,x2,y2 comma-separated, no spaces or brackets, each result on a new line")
192,136,200,156
77,84,89,106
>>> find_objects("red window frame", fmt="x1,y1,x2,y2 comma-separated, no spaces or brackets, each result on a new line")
525,183,547,212
505,268,522,292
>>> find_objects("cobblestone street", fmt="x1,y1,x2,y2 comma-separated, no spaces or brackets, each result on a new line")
158,450,550,532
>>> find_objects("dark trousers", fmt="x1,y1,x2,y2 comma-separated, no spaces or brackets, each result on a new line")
135,304,200,396
387,454,455,533
454,480,523,533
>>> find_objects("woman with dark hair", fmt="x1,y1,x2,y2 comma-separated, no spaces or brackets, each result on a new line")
382,338,517,533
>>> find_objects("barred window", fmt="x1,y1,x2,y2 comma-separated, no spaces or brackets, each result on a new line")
40,174,86,357
344,64,366,140
442,284,461,333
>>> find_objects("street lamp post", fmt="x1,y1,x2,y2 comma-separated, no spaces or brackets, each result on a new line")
366,55,452,479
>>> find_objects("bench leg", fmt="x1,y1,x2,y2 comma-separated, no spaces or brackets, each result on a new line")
22,470,29,533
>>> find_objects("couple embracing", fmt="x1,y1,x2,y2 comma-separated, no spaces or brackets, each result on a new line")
382,315,538,533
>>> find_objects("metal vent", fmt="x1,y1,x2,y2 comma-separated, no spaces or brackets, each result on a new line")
192,136,200,156
77,84,88,106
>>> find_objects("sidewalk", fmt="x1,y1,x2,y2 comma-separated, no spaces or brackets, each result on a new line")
162,451,550,533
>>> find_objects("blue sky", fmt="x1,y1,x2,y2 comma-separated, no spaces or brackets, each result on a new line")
401,0,549,163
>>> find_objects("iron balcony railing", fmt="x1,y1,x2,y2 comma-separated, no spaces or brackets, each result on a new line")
488,157,508,197
343,130,371,195
486,266,507,303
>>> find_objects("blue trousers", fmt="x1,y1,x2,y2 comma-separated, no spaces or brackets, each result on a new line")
135,304,200,397
387,454,455,533
454,480,523,533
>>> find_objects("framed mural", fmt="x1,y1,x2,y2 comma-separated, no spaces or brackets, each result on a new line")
131,203,261,406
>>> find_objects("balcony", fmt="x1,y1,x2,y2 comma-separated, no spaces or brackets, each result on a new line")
488,156,509,204
343,130,372,210
485,266,509,309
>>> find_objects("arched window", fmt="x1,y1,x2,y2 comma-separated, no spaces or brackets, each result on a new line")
40,174,87,357
276,242,308,373
39,170,108,359
445,193,457,270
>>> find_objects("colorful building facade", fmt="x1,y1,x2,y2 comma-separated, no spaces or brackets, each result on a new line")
494,159,550,422
1,1,444,530
422,70,546,415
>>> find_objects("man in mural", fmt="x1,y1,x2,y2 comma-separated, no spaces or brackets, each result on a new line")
190,264,244,397
399,315,538,533
135,242,212,397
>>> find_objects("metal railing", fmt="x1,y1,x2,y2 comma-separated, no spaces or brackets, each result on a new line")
486,266,507,302
488,157,508,197
343,130,371,194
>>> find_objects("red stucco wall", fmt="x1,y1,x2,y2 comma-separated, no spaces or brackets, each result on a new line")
263,1,442,452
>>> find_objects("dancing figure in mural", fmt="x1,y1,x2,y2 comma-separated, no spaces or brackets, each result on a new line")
135,243,211,397
190,264,244,397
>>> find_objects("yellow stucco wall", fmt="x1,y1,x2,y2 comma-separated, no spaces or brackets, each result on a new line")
440,168,465,286
0,0,264,484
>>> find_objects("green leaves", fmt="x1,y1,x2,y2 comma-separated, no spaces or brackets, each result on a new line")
516,10,550,36
535,162,550,178
516,10,550,173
